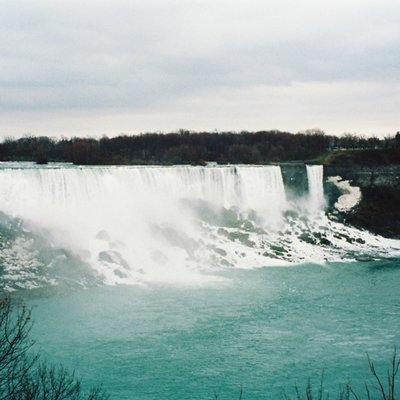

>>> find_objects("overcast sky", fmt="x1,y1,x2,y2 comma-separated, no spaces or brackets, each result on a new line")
0,0,399,137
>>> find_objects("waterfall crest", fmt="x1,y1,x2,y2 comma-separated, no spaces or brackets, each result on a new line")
0,163,398,289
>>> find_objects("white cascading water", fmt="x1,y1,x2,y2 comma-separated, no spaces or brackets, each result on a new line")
0,165,288,286
306,165,325,215
0,163,399,289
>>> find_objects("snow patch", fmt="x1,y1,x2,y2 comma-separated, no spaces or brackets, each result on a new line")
328,176,361,212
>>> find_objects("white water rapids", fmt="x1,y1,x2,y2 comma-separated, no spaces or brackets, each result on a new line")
0,163,399,290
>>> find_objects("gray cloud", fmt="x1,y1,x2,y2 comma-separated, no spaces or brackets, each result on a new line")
0,0,399,134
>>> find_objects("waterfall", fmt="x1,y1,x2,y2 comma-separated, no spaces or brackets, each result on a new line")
306,165,325,214
0,165,287,219
0,163,398,289
0,165,289,285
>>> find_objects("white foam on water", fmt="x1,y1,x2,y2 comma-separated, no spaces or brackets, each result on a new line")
0,164,399,288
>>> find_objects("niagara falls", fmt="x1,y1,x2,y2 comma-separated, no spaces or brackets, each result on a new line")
1,0,400,398
0,162,399,292
0,158,399,398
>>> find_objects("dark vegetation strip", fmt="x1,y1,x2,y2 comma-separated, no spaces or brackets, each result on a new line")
1,130,399,165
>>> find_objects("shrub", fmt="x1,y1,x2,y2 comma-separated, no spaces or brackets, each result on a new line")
284,348,400,400
0,296,109,399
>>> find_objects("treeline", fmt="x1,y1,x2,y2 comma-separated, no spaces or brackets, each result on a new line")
0,129,399,165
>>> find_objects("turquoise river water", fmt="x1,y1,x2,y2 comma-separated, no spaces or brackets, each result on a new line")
29,260,400,399
1,164,399,398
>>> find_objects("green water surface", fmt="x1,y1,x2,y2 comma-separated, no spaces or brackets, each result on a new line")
29,260,400,399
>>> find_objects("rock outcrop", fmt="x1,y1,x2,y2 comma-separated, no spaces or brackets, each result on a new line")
324,165,400,239
324,165,400,188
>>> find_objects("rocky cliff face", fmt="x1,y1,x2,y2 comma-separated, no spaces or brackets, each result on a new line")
324,165,400,239
274,163,400,238
324,165,400,188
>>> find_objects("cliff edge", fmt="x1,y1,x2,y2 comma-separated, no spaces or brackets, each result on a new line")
324,150,400,239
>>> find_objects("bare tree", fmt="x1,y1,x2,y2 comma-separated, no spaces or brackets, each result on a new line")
0,296,109,400
284,348,400,400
